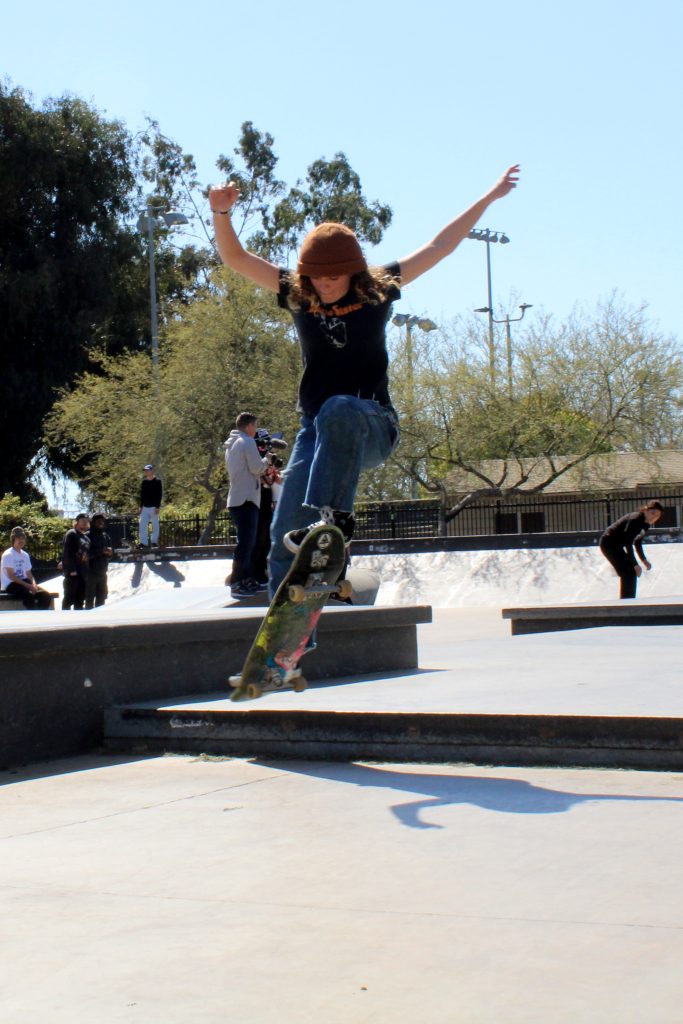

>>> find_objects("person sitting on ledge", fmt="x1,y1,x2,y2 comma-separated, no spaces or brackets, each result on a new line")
1,527,53,610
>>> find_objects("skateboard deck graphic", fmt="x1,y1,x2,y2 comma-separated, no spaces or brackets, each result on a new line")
229,524,350,702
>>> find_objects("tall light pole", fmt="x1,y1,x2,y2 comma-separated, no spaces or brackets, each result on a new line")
468,227,510,383
136,202,189,373
392,314,438,498
475,302,533,397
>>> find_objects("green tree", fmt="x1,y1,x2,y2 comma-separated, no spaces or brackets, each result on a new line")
1,88,219,498
0,84,147,497
44,270,300,539
0,493,67,555
217,121,392,260
385,299,683,519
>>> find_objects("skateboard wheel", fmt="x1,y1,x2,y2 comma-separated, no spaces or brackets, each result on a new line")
228,674,242,688
245,683,263,699
288,584,306,603
336,580,353,600
291,675,307,693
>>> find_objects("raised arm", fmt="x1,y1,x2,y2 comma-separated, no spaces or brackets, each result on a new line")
398,166,520,286
209,181,280,292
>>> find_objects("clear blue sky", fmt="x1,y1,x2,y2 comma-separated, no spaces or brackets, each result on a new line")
3,0,682,340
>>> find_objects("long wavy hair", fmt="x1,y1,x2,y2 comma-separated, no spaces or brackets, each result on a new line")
284,265,399,312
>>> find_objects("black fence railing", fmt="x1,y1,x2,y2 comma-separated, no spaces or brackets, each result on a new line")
445,491,682,538
27,491,683,564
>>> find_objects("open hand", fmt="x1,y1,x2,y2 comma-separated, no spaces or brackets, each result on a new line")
490,165,520,201
209,181,241,214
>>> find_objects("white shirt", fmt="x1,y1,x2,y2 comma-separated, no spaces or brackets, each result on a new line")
1,546,32,589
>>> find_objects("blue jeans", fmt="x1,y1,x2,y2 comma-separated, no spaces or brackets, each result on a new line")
268,395,399,594
139,506,160,545
229,500,260,585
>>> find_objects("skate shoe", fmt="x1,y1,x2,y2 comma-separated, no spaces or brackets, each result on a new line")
231,580,257,599
284,506,355,555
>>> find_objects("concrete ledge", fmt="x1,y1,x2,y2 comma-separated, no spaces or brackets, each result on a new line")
0,591,58,611
0,604,431,769
104,708,683,771
502,599,683,635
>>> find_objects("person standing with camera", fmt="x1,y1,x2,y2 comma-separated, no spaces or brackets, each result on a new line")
251,429,287,588
225,412,270,598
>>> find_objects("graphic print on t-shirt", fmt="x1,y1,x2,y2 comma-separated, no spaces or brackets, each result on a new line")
314,313,347,348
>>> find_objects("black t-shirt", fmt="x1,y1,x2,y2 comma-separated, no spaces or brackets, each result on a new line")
277,263,401,416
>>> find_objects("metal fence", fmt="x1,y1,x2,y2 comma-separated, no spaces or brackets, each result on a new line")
28,491,683,564
445,492,682,537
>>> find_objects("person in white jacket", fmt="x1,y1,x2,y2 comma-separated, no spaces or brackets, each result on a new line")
225,412,268,597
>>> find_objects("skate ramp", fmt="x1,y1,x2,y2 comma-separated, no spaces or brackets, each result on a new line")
359,542,683,607
38,542,683,612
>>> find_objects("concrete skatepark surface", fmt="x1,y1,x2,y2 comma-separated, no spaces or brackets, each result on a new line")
2,754,682,1023
2,544,683,1020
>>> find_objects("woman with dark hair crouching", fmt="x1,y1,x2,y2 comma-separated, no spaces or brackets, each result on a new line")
599,500,663,599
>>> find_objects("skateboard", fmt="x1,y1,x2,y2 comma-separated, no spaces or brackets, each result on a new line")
229,524,351,702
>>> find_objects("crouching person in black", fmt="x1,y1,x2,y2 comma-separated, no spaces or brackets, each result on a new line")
599,500,663,599
1,527,53,609
85,513,113,608
61,513,91,610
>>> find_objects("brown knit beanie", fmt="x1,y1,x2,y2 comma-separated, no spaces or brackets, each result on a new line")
296,223,367,277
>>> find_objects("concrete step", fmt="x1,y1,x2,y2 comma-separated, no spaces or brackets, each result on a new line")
0,604,431,769
103,704,683,771
503,598,683,635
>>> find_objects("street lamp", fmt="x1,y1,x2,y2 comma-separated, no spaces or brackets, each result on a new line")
136,202,189,372
391,314,438,386
391,314,438,498
468,227,510,382
475,302,533,397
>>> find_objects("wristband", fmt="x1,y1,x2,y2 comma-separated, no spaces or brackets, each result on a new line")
212,210,231,216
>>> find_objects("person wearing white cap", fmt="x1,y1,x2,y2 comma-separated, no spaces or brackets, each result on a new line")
139,464,163,548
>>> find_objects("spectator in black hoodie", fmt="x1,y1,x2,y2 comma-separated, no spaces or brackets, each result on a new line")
61,513,90,610
85,513,113,608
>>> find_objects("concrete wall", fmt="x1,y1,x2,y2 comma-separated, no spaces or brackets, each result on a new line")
0,605,431,769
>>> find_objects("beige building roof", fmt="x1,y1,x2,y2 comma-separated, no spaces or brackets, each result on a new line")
446,450,683,496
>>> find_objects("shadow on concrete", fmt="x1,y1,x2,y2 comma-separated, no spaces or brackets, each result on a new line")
0,752,156,786
259,761,683,829
128,560,186,590
147,561,186,587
